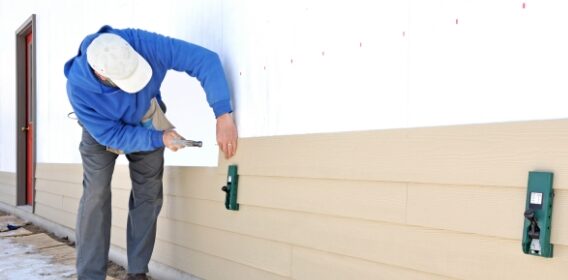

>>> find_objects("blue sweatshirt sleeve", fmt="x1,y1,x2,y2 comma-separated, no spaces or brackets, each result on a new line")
68,84,164,153
130,29,233,118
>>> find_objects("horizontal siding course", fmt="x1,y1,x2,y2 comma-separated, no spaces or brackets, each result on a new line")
0,172,15,206
239,176,407,224
0,171,16,186
152,238,291,280
35,202,76,229
35,178,82,199
157,217,292,277
221,119,568,189
292,247,455,280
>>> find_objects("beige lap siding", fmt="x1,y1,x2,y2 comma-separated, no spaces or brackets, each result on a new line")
34,119,568,279
0,171,16,205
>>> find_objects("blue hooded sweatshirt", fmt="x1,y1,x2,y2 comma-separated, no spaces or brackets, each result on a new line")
64,26,232,153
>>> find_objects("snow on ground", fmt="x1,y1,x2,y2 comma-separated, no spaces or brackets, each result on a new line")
0,237,75,279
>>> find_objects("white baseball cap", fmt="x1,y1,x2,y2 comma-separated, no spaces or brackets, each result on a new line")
86,33,152,93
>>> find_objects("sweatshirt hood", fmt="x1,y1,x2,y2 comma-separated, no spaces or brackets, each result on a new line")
64,25,118,94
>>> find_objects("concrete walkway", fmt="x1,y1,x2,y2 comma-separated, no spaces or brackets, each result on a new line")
0,213,122,279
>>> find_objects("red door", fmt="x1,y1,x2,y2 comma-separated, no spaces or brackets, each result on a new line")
25,32,33,205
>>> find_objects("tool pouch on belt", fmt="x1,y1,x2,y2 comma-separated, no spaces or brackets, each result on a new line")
141,97,175,131
106,97,175,154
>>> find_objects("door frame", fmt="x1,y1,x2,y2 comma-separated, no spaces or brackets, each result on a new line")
15,14,36,207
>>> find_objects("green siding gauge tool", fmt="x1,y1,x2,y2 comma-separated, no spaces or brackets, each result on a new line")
522,171,554,257
221,165,239,211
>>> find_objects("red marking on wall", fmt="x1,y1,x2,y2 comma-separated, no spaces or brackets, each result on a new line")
522,2,526,9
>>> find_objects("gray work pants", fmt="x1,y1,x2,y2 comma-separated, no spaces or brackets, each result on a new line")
76,128,164,279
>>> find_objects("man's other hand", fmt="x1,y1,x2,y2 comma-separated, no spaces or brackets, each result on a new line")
216,113,238,159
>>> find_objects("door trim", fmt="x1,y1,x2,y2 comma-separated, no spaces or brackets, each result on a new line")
16,14,36,207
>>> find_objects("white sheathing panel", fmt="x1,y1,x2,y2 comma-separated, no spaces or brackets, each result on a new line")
4,1,568,170
0,0,224,169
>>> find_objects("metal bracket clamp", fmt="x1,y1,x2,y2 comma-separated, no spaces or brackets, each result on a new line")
221,165,239,211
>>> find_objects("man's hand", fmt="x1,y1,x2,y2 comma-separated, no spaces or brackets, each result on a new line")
216,113,238,159
162,129,185,151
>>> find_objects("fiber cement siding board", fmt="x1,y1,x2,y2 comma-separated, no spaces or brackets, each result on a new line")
407,183,525,240
35,191,63,210
111,225,127,248
111,188,130,210
112,196,206,228
239,176,407,224
152,239,291,280
111,165,221,191
292,247,455,280
93,166,226,202
35,179,82,199
551,190,568,245
156,217,292,277
35,184,80,216
112,203,292,276
0,184,16,196
0,194,14,205
35,202,76,229
0,172,16,186
163,168,226,202
0,182,16,196
408,186,568,246
0,172,16,205
220,119,568,189
112,207,128,229
113,219,290,280
164,197,568,279
36,163,82,184
62,196,80,214
110,166,131,190
407,184,568,246
35,180,80,216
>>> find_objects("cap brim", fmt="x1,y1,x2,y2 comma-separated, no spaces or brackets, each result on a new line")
112,51,153,93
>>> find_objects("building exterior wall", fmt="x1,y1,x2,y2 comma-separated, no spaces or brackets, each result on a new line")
34,119,568,279
1,1,568,279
